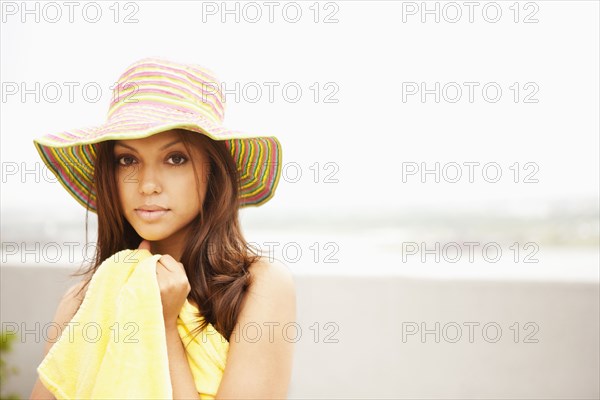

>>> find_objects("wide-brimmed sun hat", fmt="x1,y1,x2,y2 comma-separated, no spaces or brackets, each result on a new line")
33,57,282,212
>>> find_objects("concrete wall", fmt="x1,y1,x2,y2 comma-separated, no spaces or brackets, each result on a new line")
1,263,599,399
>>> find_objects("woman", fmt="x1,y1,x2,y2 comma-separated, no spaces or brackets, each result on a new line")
29,57,295,399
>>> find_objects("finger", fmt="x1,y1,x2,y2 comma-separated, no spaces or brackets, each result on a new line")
159,255,184,272
157,258,173,272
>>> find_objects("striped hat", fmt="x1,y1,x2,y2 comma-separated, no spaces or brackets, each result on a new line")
33,57,282,212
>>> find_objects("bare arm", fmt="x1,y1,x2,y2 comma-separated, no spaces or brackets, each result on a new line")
165,322,200,399
216,257,296,399
29,281,87,400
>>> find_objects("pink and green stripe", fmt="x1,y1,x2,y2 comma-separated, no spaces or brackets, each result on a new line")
32,57,282,212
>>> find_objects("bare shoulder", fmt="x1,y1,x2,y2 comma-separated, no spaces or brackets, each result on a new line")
41,280,89,353
64,279,89,306
248,255,294,283
246,256,296,302
55,280,89,330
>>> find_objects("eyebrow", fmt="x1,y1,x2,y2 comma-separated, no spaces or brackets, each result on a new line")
114,139,183,152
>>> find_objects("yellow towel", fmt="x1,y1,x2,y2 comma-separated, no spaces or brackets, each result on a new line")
37,248,230,400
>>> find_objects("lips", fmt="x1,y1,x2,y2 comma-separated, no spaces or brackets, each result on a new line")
135,205,170,221
136,205,168,211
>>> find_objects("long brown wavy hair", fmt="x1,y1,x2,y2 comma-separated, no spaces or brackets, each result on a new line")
70,128,261,342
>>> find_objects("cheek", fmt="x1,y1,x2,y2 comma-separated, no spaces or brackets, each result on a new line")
115,171,133,205
175,171,206,209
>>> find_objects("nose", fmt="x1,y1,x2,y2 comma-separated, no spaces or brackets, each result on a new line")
137,165,162,195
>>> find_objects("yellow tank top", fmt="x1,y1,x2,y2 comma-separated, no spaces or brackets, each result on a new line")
177,298,230,399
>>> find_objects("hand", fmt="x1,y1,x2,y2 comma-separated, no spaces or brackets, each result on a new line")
138,240,191,327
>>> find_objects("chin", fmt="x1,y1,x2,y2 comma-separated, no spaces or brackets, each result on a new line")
133,227,172,242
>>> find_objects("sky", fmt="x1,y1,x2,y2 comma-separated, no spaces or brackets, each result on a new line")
1,1,598,222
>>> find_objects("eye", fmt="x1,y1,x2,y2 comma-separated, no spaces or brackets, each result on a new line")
116,154,137,167
167,153,188,166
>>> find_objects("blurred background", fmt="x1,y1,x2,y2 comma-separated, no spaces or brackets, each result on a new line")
1,1,598,399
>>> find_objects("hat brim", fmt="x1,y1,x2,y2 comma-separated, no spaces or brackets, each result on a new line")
33,114,282,212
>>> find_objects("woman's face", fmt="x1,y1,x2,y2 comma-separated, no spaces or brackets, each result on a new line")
114,129,210,242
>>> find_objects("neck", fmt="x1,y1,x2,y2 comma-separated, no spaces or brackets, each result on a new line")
148,224,192,262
